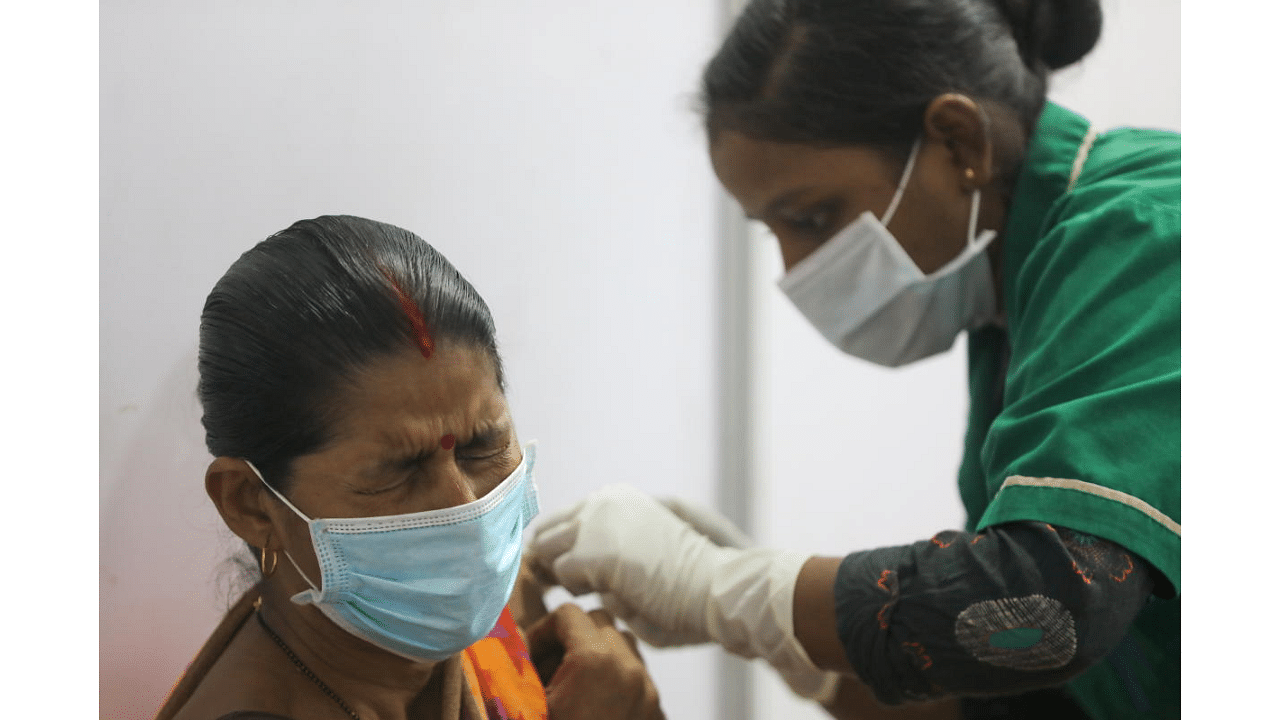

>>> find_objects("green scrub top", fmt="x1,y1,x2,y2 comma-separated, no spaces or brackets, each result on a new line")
958,102,1180,718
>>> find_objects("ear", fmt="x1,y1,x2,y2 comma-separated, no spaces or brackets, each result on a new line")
206,456,280,551
921,94,993,191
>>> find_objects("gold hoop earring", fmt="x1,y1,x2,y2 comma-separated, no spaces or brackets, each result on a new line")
260,546,278,577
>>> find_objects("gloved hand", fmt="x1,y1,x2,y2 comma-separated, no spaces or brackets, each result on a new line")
529,484,841,703
657,495,754,550
589,494,753,650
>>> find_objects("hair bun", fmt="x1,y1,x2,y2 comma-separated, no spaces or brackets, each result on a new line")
996,0,1103,71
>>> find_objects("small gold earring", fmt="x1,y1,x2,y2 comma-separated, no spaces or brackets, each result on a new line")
260,546,278,577
964,168,976,181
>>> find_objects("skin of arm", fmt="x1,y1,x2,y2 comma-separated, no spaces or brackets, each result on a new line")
795,557,855,673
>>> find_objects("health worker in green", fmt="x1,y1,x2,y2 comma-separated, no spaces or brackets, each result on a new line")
530,0,1179,718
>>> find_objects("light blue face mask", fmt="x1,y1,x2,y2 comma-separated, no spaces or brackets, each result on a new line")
246,442,540,662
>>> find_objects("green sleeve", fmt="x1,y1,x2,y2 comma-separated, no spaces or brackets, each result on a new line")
977,183,1180,595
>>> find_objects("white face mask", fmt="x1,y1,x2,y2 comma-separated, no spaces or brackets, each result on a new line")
777,140,999,367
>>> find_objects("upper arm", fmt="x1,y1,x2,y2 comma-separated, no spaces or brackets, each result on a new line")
981,191,1181,594
831,520,1156,705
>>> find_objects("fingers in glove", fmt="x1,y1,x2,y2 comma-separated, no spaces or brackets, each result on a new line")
599,593,637,623
529,517,579,566
523,545,561,589
659,496,753,550
551,544,608,596
531,499,587,545
601,591,706,649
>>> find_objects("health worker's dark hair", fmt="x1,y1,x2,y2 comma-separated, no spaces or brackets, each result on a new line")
701,0,1103,151
197,215,504,494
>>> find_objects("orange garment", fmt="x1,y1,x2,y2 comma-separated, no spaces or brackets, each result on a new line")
461,606,549,720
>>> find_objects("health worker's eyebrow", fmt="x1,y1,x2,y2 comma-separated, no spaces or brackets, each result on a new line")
746,187,816,221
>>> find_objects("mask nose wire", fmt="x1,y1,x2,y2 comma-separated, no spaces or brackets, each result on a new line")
880,139,922,228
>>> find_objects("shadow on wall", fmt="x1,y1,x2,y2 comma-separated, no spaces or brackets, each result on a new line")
100,347,254,720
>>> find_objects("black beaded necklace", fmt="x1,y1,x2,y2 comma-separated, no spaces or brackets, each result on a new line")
256,611,362,720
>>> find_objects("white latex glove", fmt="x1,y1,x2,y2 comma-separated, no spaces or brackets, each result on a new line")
530,484,840,703
658,496,754,550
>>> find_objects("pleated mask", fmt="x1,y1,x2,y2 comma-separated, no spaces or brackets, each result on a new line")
777,140,998,367
247,442,540,661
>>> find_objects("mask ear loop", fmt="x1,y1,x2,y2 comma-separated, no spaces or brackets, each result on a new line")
880,139,922,228
885,141,991,251
245,459,315,523
244,459,323,592
279,552,323,593
966,188,983,248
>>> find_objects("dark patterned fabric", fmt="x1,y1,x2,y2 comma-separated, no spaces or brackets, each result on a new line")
834,521,1154,706
960,688,1092,719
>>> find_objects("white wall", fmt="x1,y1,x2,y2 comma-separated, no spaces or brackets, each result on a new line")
100,1,1180,718
750,1,1181,717
99,2,722,718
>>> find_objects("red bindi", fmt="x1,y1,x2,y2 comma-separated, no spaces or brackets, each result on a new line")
440,433,456,450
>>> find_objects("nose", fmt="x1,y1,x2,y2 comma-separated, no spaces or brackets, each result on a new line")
453,473,483,506
429,453,480,507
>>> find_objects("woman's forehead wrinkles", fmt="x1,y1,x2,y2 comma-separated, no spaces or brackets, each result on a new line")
379,413,509,456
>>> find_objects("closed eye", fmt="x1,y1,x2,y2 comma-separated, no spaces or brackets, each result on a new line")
357,449,431,495
353,475,411,495
782,211,832,234
458,425,510,459
776,200,840,237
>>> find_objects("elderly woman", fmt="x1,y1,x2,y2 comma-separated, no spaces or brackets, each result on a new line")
155,216,663,720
